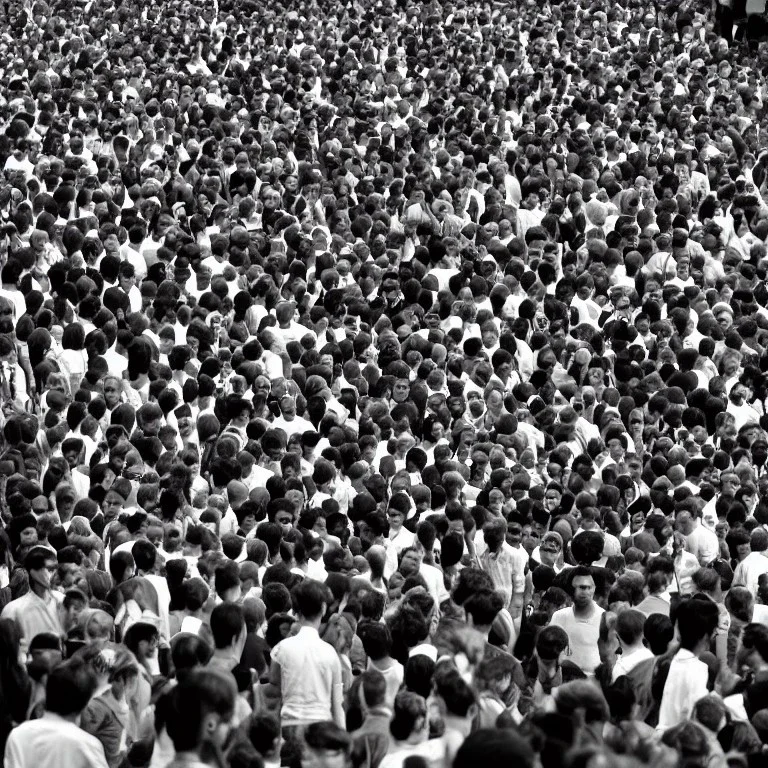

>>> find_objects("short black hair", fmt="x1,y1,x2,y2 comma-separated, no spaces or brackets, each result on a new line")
210,602,245,650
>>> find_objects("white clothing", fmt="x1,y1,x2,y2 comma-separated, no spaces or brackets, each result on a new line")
4,713,109,768
657,649,709,731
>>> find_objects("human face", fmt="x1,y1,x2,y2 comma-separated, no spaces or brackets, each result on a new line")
572,575,596,608
30,559,58,592
20,526,38,547
103,379,120,408
102,492,124,521
387,509,405,531
721,474,739,497
399,549,422,576
392,379,410,402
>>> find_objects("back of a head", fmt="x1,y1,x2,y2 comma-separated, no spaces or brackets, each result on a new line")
434,662,476,718
166,669,237,753
304,720,351,753
171,633,213,677
359,668,387,709
453,729,535,768
293,578,329,621
615,609,645,647
45,658,97,718
358,619,392,662
676,598,719,652
210,602,245,651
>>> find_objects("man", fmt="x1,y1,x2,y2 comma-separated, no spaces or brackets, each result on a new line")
268,578,344,729
5,659,108,768
733,528,768,596
479,518,526,625
549,566,604,677
350,671,391,768
384,493,415,577
657,598,719,731
358,621,403,709
611,609,654,682
1,547,64,644
208,602,251,727
677,506,720,567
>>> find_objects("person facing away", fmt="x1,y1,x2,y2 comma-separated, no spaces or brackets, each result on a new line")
164,668,238,768
4,658,109,768
657,598,720,731
267,577,345,728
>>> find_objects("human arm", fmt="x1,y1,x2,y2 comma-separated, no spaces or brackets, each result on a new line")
331,656,345,729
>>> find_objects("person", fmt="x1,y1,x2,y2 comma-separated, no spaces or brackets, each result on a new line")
733,528,768,596
268,579,344,731
302,721,351,768
0,619,31,756
80,648,142,768
5,0,768,765
350,671,391,768
549,567,604,677
611,609,654,682
4,659,108,768
1,547,63,643
657,599,720,731
378,692,435,768
164,669,237,768
358,621,403,709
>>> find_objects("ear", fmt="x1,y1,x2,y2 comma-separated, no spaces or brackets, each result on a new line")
201,712,218,740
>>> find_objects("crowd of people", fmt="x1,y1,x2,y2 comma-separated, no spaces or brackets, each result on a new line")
4,0,768,766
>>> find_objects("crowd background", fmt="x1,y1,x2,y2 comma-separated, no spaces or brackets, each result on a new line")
4,0,768,767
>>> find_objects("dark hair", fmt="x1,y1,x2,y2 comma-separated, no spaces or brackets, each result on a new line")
358,620,392,661
676,598,719,651
132,539,157,572
463,589,504,627
390,691,427,741
210,603,245,650
171,633,213,678
45,658,97,716
615,609,645,646
166,669,237,752
644,614,674,656
434,663,476,717
292,578,329,620
214,560,241,599
454,730,534,768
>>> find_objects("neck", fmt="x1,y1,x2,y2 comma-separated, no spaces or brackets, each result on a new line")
299,615,322,631
573,600,593,617
31,583,48,598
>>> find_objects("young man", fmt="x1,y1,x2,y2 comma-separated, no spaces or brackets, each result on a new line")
611,609,654,682
1,547,64,644
164,669,237,768
268,578,344,729
549,566,604,677
657,598,719,731
5,659,108,768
